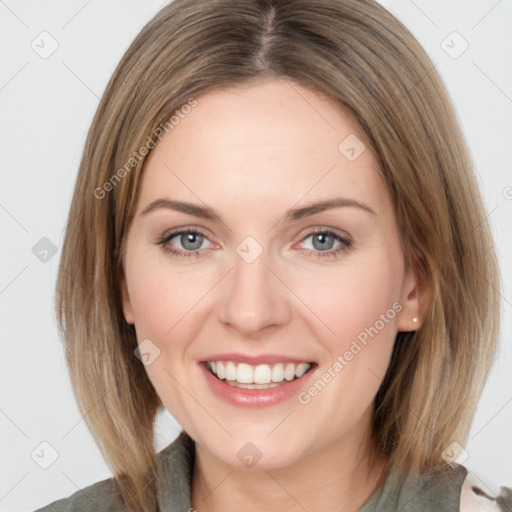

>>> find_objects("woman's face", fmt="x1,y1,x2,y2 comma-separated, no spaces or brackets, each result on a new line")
121,77,419,469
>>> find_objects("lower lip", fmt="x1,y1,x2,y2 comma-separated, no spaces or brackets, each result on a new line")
199,362,317,408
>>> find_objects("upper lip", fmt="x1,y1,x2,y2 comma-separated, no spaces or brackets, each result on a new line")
199,353,315,365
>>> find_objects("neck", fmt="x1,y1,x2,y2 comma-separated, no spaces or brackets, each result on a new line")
191,427,388,512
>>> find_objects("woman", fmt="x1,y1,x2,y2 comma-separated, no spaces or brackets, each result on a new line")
35,0,511,510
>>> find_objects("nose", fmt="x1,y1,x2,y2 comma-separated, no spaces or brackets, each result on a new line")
216,247,292,337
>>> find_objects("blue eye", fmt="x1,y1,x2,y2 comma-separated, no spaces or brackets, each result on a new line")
157,228,211,258
156,227,352,259
299,229,352,259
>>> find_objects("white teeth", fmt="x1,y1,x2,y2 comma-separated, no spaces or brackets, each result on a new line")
216,361,226,380
253,364,272,384
225,361,237,381
284,363,296,381
207,360,312,385
295,363,310,378
237,363,253,384
271,363,285,382
225,381,280,389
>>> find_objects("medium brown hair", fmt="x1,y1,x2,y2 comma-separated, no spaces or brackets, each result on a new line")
56,0,501,509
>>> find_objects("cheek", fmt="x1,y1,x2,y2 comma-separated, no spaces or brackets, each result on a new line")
291,260,401,436
124,259,210,424
295,254,402,350
126,259,213,341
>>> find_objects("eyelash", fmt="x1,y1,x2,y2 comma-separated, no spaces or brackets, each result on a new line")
156,227,352,260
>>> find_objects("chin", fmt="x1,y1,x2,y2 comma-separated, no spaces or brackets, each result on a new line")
201,431,308,471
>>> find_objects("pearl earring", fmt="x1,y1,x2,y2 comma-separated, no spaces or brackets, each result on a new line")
412,317,418,324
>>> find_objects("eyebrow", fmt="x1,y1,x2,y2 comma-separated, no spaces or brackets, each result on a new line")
140,197,376,222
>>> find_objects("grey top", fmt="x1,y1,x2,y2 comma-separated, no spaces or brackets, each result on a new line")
33,430,510,512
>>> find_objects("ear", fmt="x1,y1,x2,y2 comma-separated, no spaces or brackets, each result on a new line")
396,262,429,332
120,274,135,325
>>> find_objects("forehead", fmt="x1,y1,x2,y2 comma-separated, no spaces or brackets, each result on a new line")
136,78,389,219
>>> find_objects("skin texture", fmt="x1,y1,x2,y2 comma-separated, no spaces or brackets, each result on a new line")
120,77,422,512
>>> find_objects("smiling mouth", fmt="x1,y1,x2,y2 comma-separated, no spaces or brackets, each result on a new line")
204,360,316,389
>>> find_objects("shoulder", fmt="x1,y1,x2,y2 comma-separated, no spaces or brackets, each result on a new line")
364,464,512,512
395,464,468,511
459,469,512,512
408,466,512,512
33,430,195,512
32,476,123,512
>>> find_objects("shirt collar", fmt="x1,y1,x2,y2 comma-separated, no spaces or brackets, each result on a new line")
157,429,196,511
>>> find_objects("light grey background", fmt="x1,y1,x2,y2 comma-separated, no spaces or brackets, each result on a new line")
0,1,511,510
